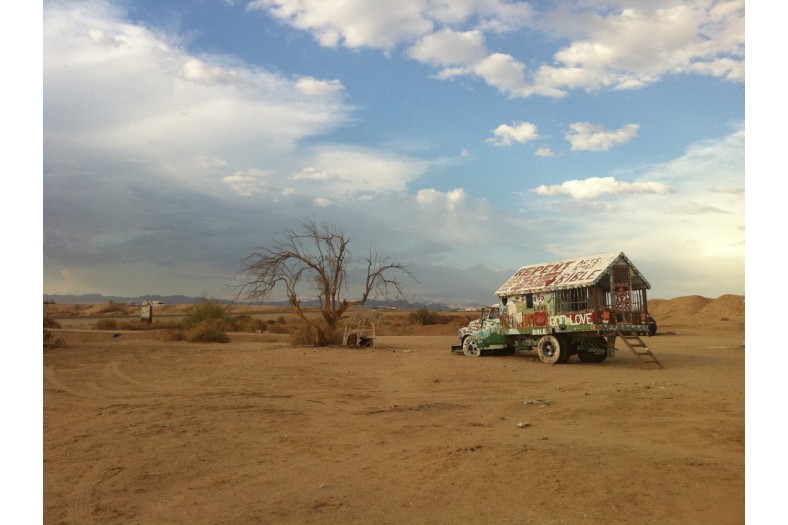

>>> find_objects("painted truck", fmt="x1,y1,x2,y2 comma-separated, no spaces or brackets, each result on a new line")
452,252,655,364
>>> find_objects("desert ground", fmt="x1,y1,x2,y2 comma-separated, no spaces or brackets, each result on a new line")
43,296,745,524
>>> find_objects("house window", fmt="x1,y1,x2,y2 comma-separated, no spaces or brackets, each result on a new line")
555,287,590,312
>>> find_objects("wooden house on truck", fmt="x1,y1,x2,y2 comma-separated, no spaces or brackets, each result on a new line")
452,252,662,367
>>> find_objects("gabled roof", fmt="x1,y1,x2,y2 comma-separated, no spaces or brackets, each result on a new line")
495,252,651,297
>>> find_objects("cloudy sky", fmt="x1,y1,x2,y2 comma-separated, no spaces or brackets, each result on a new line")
42,0,745,304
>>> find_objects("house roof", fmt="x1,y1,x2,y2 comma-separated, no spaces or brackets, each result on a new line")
495,252,651,297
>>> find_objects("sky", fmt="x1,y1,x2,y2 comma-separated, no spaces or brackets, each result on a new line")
42,0,746,305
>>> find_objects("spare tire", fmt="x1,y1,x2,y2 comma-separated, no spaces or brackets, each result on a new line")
647,316,657,336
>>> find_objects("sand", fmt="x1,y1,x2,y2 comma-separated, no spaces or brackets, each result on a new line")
43,296,745,524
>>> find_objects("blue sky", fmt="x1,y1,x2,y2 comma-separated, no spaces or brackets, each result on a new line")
42,0,745,304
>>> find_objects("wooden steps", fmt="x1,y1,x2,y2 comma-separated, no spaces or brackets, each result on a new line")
615,332,664,369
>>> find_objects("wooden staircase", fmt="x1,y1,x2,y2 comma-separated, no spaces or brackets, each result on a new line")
615,332,664,369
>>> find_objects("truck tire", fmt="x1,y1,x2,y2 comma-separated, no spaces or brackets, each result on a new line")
537,335,565,365
577,337,608,363
462,335,481,357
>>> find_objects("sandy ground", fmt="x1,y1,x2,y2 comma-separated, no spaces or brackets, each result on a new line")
43,299,744,524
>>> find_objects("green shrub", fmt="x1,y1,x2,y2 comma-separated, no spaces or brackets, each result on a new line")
186,320,230,343
184,299,228,327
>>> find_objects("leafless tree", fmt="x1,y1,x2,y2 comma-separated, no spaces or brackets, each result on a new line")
236,217,415,346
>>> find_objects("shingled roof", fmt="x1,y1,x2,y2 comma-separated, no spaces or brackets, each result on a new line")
495,252,651,297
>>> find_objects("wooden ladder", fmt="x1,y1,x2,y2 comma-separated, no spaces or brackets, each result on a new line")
615,332,664,369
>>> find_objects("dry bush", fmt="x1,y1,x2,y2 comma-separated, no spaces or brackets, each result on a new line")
96,319,119,330
43,316,61,329
290,323,343,346
99,301,129,315
408,308,452,326
267,322,292,335
186,320,230,343
162,330,186,342
222,314,268,333
290,324,315,346
43,330,66,350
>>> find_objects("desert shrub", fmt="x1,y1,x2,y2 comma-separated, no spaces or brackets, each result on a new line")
186,320,230,343
290,322,342,346
96,319,119,330
43,330,65,349
43,316,61,329
267,322,292,335
99,301,129,315
222,314,268,333
290,324,315,346
184,299,229,327
277,316,287,324
409,308,450,325
163,329,186,342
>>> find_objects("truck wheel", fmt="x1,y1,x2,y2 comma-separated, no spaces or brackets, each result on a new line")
537,335,564,365
577,337,608,363
577,350,607,363
558,338,572,363
462,336,481,357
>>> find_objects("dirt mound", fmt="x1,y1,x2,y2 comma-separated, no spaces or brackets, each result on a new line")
649,295,744,329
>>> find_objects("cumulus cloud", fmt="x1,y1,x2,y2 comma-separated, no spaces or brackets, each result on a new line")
252,1,744,99
222,169,272,196
407,29,487,66
295,76,346,98
44,0,354,183
565,123,640,152
289,146,432,198
532,176,672,200
415,187,466,208
535,146,555,158
487,122,539,146
522,128,743,298
536,2,744,93
248,0,435,50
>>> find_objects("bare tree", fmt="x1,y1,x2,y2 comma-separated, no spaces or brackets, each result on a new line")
236,217,415,346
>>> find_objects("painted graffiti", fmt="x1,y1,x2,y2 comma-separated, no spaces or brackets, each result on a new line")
549,312,593,327
499,256,608,292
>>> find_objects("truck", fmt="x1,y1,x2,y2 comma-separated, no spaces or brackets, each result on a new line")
451,252,656,365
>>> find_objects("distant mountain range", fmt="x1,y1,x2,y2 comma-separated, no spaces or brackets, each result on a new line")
42,293,482,312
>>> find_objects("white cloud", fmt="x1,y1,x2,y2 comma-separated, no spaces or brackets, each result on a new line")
533,176,672,200
487,121,539,146
44,0,353,190
289,146,432,198
535,146,555,158
197,156,228,168
249,0,435,50
295,76,346,98
537,2,744,93
222,169,272,196
251,0,533,51
523,128,743,297
407,29,487,66
416,187,466,208
565,123,640,152
252,1,744,98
